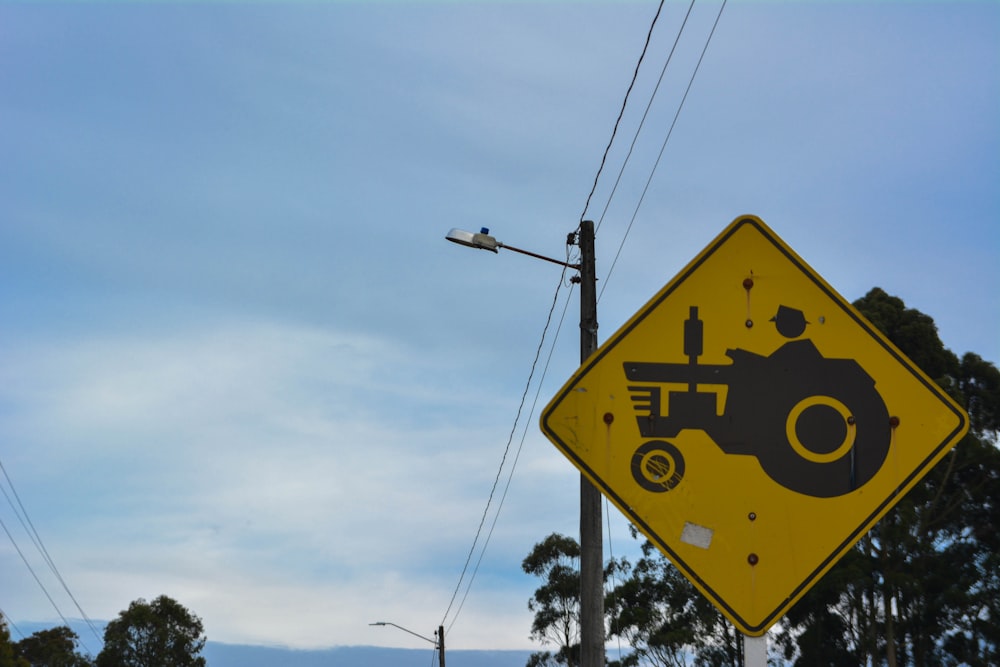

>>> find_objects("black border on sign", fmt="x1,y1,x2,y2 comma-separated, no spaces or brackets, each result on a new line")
539,215,969,634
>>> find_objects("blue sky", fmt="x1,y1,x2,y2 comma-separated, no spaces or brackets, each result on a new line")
1,0,997,655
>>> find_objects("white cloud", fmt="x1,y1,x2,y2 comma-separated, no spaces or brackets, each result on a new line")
0,319,564,648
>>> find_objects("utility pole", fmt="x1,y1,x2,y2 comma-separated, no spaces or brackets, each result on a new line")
437,625,446,667
443,221,603,665
576,220,603,667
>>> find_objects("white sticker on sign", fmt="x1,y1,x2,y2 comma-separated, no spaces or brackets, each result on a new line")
680,522,714,549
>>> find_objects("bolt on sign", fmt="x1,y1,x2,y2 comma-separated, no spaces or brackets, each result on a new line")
540,215,969,636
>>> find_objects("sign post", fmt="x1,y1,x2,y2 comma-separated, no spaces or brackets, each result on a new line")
743,634,766,667
540,215,969,639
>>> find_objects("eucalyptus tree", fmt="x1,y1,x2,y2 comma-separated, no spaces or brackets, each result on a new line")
606,528,740,667
522,533,583,667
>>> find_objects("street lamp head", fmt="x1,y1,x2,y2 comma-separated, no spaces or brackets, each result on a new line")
445,227,499,253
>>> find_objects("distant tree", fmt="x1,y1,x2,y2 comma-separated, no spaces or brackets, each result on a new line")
96,596,206,667
0,618,28,667
14,626,92,667
522,533,582,667
526,650,562,667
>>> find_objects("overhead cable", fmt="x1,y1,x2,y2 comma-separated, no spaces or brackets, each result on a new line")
446,273,577,635
440,260,570,630
0,606,25,640
600,0,728,301
0,514,77,642
579,0,667,227
438,0,727,639
592,0,697,236
0,458,102,645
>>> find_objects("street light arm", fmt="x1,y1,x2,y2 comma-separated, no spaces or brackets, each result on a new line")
496,242,581,270
369,622,439,647
445,227,580,270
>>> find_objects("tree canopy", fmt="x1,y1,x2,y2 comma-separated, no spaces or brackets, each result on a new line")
0,618,28,667
606,528,738,667
522,533,582,667
96,595,206,667
13,626,92,667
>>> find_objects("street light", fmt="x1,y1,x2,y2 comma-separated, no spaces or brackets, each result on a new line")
446,227,581,270
369,622,445,667
445,221,603,667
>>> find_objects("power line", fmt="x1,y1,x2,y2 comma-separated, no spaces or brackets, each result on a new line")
0,513,75,638
446,275,577,635
440,0,728,639
0,457,102,646
440,259,571,630
591,0,697,237
0,606,25,640
579,0,667,226
600,0,728,300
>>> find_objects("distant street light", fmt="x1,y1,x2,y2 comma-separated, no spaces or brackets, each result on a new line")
446,221,603,667
369,621,445,667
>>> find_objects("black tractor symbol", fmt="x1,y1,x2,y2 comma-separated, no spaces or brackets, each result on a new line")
624,305,891,498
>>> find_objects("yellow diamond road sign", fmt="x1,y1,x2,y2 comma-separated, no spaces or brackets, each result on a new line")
540,215,969,636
